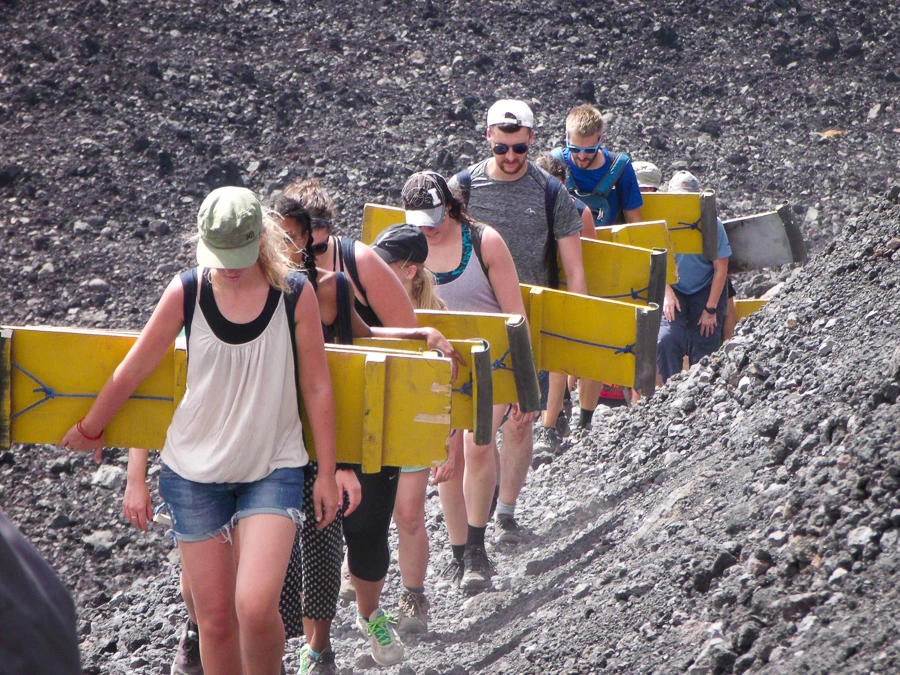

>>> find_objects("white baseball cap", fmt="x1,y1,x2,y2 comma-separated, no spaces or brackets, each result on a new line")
486,100,534,129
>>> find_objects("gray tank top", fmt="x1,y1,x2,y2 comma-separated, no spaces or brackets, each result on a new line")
433,223,502,313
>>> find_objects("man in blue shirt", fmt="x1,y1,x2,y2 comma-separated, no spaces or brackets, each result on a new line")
657,171,732,382
559,104,644,226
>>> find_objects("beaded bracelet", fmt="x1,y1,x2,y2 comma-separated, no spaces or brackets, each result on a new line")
76,418,103,441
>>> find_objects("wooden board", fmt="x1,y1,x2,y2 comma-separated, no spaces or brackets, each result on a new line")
639,191,719,260
558,238,667,308
595,220,679,285
734,298,768,321
361,202,405,244
350,338,493,444
723,204,808,273
519,286,658,396
1,326,453,473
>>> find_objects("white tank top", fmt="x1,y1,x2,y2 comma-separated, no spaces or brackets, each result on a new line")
161,280,308,483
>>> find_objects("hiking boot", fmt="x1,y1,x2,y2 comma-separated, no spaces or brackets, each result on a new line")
495,514,524,544
461,545,494,592
297,645,337,675
533,426,562,454
397,588,429,634
171,618,203,675
437,556,465,588
339,557,356,603
357,608,404,666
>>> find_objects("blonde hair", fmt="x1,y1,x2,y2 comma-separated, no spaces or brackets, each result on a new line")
565,103,604,138
257,214,299,293
409,265,446,311
283,178,335,220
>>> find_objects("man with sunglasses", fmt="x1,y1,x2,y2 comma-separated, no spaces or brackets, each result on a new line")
557,103,644,227
449,99,588,545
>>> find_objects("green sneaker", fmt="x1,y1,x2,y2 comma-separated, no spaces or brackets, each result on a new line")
297,644,336,675
357,608,404,666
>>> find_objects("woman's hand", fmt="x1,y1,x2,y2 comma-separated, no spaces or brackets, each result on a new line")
60,424,104,463
123,479,154,531
422,327,465,381
335,468,362,517
312,473,340,529
431,431,463,485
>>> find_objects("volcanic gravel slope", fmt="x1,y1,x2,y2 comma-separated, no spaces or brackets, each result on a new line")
1,0,899,673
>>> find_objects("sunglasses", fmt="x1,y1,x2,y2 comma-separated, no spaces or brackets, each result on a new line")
311,240,329,255
566,142,602,156
492,142,529,155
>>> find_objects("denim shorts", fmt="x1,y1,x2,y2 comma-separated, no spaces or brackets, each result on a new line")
158,464,306,543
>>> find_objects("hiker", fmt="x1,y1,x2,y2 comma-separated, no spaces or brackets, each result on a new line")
550,104,646,424
399,171,531,591
657,171,732,383
276,197,461,671
366,222,447,632
61,186,339,675
534,153,597,239
448,99,588,543
282,179,415,330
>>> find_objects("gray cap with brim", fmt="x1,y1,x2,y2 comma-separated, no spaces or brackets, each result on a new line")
196,187,263,269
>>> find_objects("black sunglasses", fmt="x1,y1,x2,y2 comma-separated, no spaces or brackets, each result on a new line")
311,240,329,255
492,142,529,155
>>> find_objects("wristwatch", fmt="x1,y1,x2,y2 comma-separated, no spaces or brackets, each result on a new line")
704,306,717,314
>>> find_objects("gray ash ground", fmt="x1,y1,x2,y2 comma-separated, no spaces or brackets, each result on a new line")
1,1,899,673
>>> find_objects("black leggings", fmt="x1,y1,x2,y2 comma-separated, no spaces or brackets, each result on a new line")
343,466,400,582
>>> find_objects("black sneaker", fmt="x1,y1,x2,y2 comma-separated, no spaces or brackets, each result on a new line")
171,619,203,675
495,514,524,544
461,545,494,592
437,556,465,588
534,426,563,454
555,409,571,438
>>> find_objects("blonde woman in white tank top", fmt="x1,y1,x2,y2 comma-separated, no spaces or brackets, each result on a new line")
61,187,339,675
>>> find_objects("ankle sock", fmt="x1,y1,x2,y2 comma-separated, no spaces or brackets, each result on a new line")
307,646,321,660
579,408,594,428
495,500,515,518
466,524,486,549
451,544,465,561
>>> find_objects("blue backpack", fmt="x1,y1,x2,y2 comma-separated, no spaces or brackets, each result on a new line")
550,147,631,225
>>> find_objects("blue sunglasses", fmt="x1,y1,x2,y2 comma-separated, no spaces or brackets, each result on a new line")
566,142,602,156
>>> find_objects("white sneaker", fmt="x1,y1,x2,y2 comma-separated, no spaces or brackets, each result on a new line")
357,608,404,666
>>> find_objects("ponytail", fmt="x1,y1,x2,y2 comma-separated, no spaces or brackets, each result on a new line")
410,266,446,311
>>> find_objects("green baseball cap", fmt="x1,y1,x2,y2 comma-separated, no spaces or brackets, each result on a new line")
196,187,262,269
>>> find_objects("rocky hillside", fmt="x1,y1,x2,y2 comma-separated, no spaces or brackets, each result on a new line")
1,0,899,673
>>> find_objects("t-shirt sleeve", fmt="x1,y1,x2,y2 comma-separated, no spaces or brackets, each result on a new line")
552,186,584,240
716,218,732,259
619,163,644,212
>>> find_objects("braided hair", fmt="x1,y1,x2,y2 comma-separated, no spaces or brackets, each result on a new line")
273,195,318,289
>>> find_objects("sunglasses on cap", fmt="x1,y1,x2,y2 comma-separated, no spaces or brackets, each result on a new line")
566,141,602,156
492,142,529,155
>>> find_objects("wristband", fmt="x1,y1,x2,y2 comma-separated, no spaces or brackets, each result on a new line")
704,306,717,315
76,418,103,441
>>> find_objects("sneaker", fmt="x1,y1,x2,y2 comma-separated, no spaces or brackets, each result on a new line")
437,556,465,588
461,545,494,592
297,645,337,675
533,426,562,454
495,513,524,544
397,588,429,634
171,619,203,675
339,557,356,603
357,608,404,666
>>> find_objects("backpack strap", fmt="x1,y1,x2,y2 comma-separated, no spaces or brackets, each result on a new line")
593,152,630,200
179,267,199,353
455,168,472,206
333,272,355,346
543,175,566,289
551,147,576,192
283,271,307,406
339,237,369,306
466,220,490,280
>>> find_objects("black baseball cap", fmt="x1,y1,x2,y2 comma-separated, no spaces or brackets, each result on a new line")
371,223,429,265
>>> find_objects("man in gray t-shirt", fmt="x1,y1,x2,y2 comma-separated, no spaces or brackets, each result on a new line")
449,99,589,544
